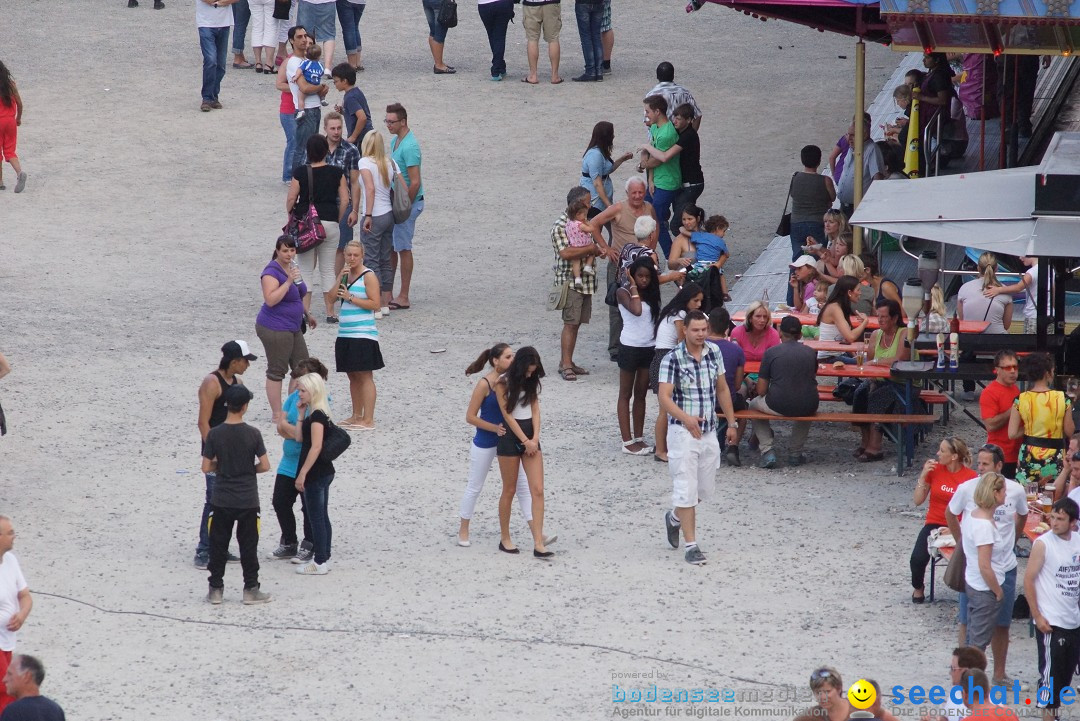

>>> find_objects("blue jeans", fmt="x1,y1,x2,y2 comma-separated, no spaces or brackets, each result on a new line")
303,472,334,564
198,26,230,103
787,220,825,303
231,0,251,53
336,0,365,55
196,472,216,555
649,186,678,257
279,112,297,183
422,0,449,44
574,3,604,77
477,0,514,78
292,106,321,171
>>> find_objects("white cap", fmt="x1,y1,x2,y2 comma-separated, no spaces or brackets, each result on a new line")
790,254,817,269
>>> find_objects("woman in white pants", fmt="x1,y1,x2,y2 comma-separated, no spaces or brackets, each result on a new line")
249,0,280,73
457,343,554,548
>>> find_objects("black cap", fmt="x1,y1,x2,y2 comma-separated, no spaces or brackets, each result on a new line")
221,340,258,363
779,316,802,336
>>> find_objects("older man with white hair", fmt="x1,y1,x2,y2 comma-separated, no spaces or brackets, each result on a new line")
589,176,657,361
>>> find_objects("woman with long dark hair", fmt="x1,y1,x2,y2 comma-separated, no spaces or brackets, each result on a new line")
0,60,27,193
495,347,553,558
651,282,703,462
817,274,870,345
579,121,633,210
457,343,533,547
257,235,317,422
617,258,661,456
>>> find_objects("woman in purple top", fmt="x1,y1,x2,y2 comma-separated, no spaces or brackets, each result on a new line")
257,235,318,422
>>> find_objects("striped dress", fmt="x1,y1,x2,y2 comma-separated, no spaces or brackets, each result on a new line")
339,270,379,341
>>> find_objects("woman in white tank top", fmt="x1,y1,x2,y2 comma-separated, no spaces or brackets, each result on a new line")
494,347,554,559
616,259,660,456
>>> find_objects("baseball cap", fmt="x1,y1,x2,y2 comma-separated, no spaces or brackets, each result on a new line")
779,316,802,335
221,340,258,363
789,254,817,269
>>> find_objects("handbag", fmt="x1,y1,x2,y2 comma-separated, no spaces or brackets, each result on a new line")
390,162,413,224
943,542,966,593
547,281,571,312
774,172,797,237
283,165,327,253
436,0,458,28
319,419,352,462
604,279,621,307
272,0,291,20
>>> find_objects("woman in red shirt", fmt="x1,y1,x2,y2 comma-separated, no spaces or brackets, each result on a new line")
911,437,975,603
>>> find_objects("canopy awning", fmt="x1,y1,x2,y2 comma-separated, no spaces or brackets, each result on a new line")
701,0,891,40
849,134,1080,258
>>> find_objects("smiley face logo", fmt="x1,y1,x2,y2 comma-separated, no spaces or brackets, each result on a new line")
848,679,876,710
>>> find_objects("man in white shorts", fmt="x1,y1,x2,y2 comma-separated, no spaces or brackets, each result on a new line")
657,311,738,566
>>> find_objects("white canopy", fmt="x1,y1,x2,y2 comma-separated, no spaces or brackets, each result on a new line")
850,165,1080,258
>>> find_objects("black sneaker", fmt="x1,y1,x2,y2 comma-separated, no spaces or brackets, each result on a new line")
226,551,241,563
291,540,314,564
685,546,707,565
787,453,807,467
193,552,209,570
572,73,596,82
267,543,298,560
664,511,680,550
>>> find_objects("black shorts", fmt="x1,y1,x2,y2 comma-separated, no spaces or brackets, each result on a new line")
618,344,654,372
335,337,385,373
1037,625,1080,709
497,418,539,457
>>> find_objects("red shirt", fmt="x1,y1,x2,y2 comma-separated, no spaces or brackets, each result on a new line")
925,465,977,525
981,380,1022,463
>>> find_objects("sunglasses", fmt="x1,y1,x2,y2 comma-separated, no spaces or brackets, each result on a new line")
810,669,839,684
996,364,1018,371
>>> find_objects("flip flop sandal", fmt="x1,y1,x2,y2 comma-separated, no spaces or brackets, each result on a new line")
388,301,410,310
570,365,589,375
233,61,255,69
558,367,577,381
857,451,885,463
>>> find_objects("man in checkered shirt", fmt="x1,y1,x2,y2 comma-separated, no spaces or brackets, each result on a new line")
657,310,738,565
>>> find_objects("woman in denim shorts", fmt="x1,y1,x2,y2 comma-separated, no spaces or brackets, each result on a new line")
297,0,338,69
422,0,455,73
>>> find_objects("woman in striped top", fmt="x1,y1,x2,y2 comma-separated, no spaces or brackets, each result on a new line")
334,239,384,430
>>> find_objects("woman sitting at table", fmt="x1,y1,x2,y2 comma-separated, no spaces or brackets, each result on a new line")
838,254,874,315
911,437,975,603
860,252,902,312
816,275,870,353
852,299,912,462
787,256,819,314
813,233,849,286
1009,352,1074,486
731,301,780,365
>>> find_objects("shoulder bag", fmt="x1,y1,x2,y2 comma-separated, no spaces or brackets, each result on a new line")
389,161,413,224
283,165,327,253
943,542,966,593
547,281,571,312
437,0,458,28
319,419,352,462
774,172,797,238
272,0,291,20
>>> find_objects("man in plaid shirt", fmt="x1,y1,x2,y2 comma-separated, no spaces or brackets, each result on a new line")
551,186,605,381
657,310,738,565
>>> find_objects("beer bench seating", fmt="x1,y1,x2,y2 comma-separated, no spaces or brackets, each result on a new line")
928,546,954,602
732,409,938,475
815,385,949,414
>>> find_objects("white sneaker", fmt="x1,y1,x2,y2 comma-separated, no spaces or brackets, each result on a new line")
381,305,391,316
583,265,596,276
295,560,330,575
374,310,383,320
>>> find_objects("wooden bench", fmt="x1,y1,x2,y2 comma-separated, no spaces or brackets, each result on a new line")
733,409,938,475
815,385,949,406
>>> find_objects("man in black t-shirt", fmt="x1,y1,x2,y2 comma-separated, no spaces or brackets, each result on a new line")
201,385,272,605
749,316,819,469
0,655,65,721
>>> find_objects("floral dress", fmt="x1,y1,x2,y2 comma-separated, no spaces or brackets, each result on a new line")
1015,389,1072,484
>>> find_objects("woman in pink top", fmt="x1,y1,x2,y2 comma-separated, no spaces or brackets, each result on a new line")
0,61,27,193
731,301,780,363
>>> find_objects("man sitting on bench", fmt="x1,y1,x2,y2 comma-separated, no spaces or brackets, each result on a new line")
751,315,818,469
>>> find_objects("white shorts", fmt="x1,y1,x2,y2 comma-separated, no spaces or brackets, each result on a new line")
668,424,719,508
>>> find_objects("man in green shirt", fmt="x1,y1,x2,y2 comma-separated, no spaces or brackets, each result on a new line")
640,95,681,257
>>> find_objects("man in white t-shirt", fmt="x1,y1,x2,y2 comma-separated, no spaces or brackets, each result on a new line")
285,26,328,172
945,444,1028,686
985,256,1043,335
1024,497,1080,721
0,517,32,715
196,0,237,112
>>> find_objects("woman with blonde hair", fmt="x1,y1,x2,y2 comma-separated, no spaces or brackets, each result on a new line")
333,240,383,430
358,130,400,316
292,372,336,575
957,252,1013,334
960,472,1010,646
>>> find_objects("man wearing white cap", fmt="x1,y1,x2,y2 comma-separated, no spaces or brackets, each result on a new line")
193,340,257,569
788,254,820,314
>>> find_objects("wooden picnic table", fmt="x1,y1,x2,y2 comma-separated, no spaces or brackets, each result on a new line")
729,310,990,334
743,360,891,379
